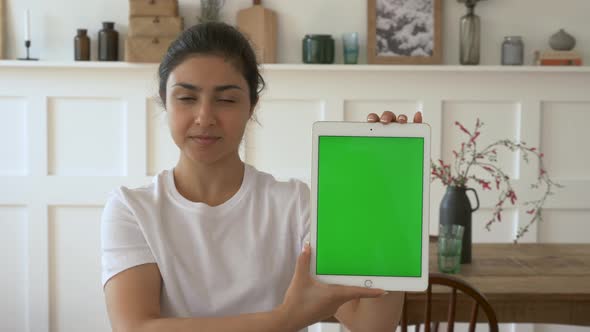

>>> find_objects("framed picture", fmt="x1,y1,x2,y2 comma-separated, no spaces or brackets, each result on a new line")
367,0,442,64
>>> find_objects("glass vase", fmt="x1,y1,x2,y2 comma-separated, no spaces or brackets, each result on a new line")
459,5,481,65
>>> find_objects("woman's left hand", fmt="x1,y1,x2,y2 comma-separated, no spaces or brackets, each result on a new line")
366,111,423,124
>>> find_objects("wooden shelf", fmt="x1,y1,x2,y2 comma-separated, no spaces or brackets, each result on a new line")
1,60,589,73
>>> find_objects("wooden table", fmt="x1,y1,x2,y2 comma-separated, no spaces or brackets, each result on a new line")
403,243,590,326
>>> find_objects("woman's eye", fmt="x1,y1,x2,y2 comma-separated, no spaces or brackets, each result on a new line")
177,97,196,102
218,99,236,103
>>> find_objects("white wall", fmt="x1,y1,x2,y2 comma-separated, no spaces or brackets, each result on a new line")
3,0,590,65
1,62,590,332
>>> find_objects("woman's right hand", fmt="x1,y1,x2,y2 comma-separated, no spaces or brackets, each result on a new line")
277,243,386,331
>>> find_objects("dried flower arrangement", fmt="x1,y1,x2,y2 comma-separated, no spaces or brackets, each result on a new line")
431,119,562,242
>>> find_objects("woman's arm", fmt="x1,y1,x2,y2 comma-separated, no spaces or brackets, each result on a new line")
334,292,404,332
105,244,385,332
104,263,290,332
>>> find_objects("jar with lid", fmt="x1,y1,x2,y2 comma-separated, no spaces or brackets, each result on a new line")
302,35,335,64
74,29,90,61
501,36,524,65
98,22,119,61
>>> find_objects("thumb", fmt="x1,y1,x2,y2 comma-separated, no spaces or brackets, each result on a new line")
295,242,311,277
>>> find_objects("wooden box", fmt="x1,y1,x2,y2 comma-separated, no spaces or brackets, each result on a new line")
125,36,176,63
129,16,183,37
129,0,178,17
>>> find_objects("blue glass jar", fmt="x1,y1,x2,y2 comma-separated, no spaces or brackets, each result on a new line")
501,36,524,65
302,34,335,64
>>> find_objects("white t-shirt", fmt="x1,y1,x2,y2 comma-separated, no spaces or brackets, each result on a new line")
101,164,310,322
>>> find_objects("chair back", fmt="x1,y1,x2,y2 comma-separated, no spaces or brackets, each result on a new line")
401,272,499,332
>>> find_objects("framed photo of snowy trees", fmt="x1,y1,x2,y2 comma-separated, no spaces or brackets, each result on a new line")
367,0,442,64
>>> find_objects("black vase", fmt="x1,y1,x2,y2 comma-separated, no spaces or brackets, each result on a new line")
439,186,479,263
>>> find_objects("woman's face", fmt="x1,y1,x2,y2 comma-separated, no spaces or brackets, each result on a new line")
166,55,253,166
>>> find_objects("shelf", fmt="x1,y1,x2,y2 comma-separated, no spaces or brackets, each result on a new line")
0,60,155,69
1,60,589,73
263,64,590,73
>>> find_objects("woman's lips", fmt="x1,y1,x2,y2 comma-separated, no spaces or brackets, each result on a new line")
189,135,221,146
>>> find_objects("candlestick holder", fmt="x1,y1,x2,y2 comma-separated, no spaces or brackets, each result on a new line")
18,40,39,61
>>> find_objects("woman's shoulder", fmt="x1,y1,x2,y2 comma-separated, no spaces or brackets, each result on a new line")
105,169,172,210
248,164,310,196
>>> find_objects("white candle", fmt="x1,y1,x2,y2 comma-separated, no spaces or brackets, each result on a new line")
24,10,30,41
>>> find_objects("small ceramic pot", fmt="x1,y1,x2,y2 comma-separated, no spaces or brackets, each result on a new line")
549,29,576,51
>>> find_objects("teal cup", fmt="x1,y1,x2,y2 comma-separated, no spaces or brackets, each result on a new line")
342,32,359,64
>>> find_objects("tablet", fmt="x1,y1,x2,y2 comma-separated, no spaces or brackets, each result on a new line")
310,121,430,292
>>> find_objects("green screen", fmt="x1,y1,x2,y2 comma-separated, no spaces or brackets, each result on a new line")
317,136,424,277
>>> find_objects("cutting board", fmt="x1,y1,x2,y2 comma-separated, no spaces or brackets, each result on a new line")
0,0,4,59
237,0,277,64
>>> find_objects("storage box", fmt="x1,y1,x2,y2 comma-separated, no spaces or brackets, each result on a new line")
125,36,176,63
129,16,183,37
129,0,178,17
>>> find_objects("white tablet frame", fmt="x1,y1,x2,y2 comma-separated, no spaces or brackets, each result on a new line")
310,121,431,292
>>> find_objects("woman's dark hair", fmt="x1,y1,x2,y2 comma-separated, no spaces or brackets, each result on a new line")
158,22,265,108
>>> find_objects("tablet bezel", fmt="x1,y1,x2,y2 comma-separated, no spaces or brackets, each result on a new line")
310,121,430,292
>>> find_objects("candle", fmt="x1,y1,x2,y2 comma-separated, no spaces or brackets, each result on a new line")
24,10,30,41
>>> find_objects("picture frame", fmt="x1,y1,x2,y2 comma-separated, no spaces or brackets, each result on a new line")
367,0,442,64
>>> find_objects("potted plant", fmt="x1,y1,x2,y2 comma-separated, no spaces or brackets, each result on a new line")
431,119,561,263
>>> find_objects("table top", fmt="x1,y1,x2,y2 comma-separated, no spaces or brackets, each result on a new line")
428,243,590,300
323,243,590,326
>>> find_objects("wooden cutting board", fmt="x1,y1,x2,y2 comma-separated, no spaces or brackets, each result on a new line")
0,0,4,59
237,0,277,64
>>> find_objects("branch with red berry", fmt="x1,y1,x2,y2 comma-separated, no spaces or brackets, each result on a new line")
431,119,563,243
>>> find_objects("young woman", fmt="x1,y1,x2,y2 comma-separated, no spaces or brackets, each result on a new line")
101,22,422,332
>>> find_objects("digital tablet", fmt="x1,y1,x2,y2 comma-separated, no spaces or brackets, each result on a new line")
310,121,430,292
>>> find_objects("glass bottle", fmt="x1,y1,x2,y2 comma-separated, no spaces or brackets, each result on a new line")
501,36,524,65
98,22,119,61
459,2,480,65
74,29,90,61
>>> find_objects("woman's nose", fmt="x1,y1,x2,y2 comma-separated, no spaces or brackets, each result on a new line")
194,100,216,126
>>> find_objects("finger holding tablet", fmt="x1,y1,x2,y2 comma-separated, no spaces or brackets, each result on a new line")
366,111,423,124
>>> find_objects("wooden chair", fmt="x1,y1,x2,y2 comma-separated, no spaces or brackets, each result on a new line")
401,273,499,332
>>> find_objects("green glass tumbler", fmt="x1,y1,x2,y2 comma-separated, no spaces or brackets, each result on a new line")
438,224,465,274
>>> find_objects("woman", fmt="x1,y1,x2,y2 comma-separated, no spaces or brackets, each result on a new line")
101,22,422,332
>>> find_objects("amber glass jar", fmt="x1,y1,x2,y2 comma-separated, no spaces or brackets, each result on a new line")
98,22,119,61
74,29,90,61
